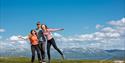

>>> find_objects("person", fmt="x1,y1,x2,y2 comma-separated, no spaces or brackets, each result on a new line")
19,30,42,63
35,22,46,62
41,24,64,63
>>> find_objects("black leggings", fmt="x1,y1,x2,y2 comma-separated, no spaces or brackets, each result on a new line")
47,38,63,60
31,45,41,62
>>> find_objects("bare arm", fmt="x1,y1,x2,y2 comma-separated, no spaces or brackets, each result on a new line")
47,28,64,32
18,34,30,40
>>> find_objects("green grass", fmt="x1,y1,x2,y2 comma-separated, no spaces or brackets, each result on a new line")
0,57,124,63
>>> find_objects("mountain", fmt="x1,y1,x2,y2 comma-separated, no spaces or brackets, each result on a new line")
105,49,125,60
0,47,125,60
49,47,125,60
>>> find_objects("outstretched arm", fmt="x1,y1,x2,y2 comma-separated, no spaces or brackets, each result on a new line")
47,28,64,32
18,34,30,40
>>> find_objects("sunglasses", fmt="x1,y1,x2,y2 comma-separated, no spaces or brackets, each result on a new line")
37,24,40,25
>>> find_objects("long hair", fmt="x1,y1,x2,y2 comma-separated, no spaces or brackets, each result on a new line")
41,24,48,31
30,30,37,36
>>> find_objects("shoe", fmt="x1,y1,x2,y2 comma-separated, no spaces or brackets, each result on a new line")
42,59,46,62
39,61,42,63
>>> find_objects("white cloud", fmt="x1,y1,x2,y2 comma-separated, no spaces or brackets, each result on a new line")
0,36,2,39
0,28,5,32
9,35,20,41
0,35,30,53
53,18,125,50
108,18,125,27
96,24,103,29
9,36,30,48
53,33,63,38
101,27,116,32
9,35,28,41
78,34,94,41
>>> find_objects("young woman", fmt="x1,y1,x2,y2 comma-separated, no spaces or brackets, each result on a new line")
19,30,42,63
41,24,64,63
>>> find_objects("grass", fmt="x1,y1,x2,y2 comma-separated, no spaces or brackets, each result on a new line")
0,57,124,63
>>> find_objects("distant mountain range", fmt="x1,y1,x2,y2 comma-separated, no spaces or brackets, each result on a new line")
52,48,125,60
0,47,125,60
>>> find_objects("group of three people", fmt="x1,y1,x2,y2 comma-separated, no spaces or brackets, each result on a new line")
19,22,64,63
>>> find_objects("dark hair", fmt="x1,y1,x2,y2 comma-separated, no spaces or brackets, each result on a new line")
36,21,41,25
41,24,48,29
30,30,37,36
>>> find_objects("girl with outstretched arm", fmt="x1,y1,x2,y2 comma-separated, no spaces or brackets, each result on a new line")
41,24,64,63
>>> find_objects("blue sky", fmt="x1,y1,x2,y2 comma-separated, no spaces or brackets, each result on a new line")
0,0,125,38
0,0,125,50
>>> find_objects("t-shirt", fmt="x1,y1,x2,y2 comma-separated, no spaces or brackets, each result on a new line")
29,35,38,45
35,28,46,42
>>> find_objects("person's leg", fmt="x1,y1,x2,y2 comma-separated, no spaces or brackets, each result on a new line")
35,45,42,62
38,42,42,55
41,42,46,60
51,38,63,55
51,38,64,59
31,45,35,63
47,40,51,62
39,41,45,60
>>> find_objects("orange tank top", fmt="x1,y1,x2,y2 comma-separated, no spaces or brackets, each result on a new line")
29,35,38,45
